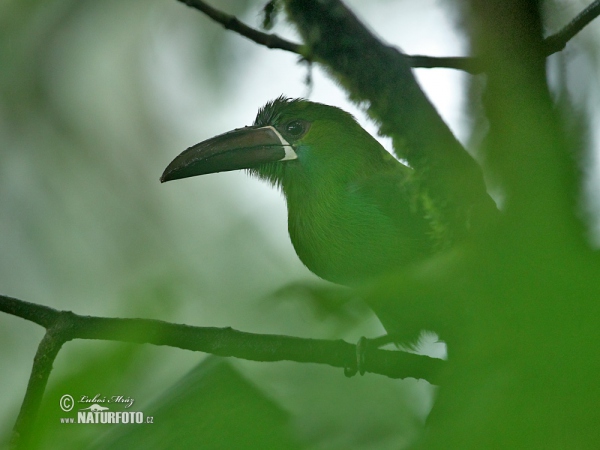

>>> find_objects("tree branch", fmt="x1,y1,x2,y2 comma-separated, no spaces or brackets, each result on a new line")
544,0,600,54
0,294,60,328
0,294,440,379
10,327,67,450
1,293,443,447
178,0,600,74
178,0,305,55
405,55,482,74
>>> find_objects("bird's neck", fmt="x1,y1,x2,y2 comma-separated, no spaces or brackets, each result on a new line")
283,171,394,285
282,170,347,224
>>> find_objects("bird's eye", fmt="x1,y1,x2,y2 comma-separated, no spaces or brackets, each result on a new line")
284,120,308,138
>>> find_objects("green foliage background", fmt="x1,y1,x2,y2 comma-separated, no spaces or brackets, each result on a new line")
2,0,600,448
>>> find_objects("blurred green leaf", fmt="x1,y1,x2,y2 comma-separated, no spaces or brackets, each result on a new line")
91,356,302,450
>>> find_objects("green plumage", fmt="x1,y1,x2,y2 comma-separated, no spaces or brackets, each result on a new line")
249,97,433,285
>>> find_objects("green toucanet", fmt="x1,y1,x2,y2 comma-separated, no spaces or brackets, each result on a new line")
161,96,436,289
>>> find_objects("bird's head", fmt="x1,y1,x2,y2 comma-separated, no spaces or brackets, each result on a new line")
161,96,396,190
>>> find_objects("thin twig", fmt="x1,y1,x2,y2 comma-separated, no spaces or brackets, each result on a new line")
179,0,600,74
544,0,600,54
404,55,481,73
179,0,305,55
0,294,60,328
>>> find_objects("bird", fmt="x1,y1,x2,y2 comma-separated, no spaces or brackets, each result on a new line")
161,96,436,288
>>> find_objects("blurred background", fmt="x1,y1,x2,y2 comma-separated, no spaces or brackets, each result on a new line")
1,0,598,448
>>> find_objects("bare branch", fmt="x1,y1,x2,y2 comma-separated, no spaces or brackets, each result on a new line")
0,293,60,328
178,0,304,55
11,327,67,450
544,0,600,54
1,293,443,446
405,55,482,74
412,0,600,73
0,294,440,380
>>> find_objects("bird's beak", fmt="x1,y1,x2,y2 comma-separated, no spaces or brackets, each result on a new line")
160,125,297,182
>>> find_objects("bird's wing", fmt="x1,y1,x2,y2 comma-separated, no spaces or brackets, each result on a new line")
348,168,434,252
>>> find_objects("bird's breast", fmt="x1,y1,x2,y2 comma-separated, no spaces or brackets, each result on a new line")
286,192,421,286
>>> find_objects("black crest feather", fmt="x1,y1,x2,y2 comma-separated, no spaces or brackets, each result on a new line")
254,95,306,127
